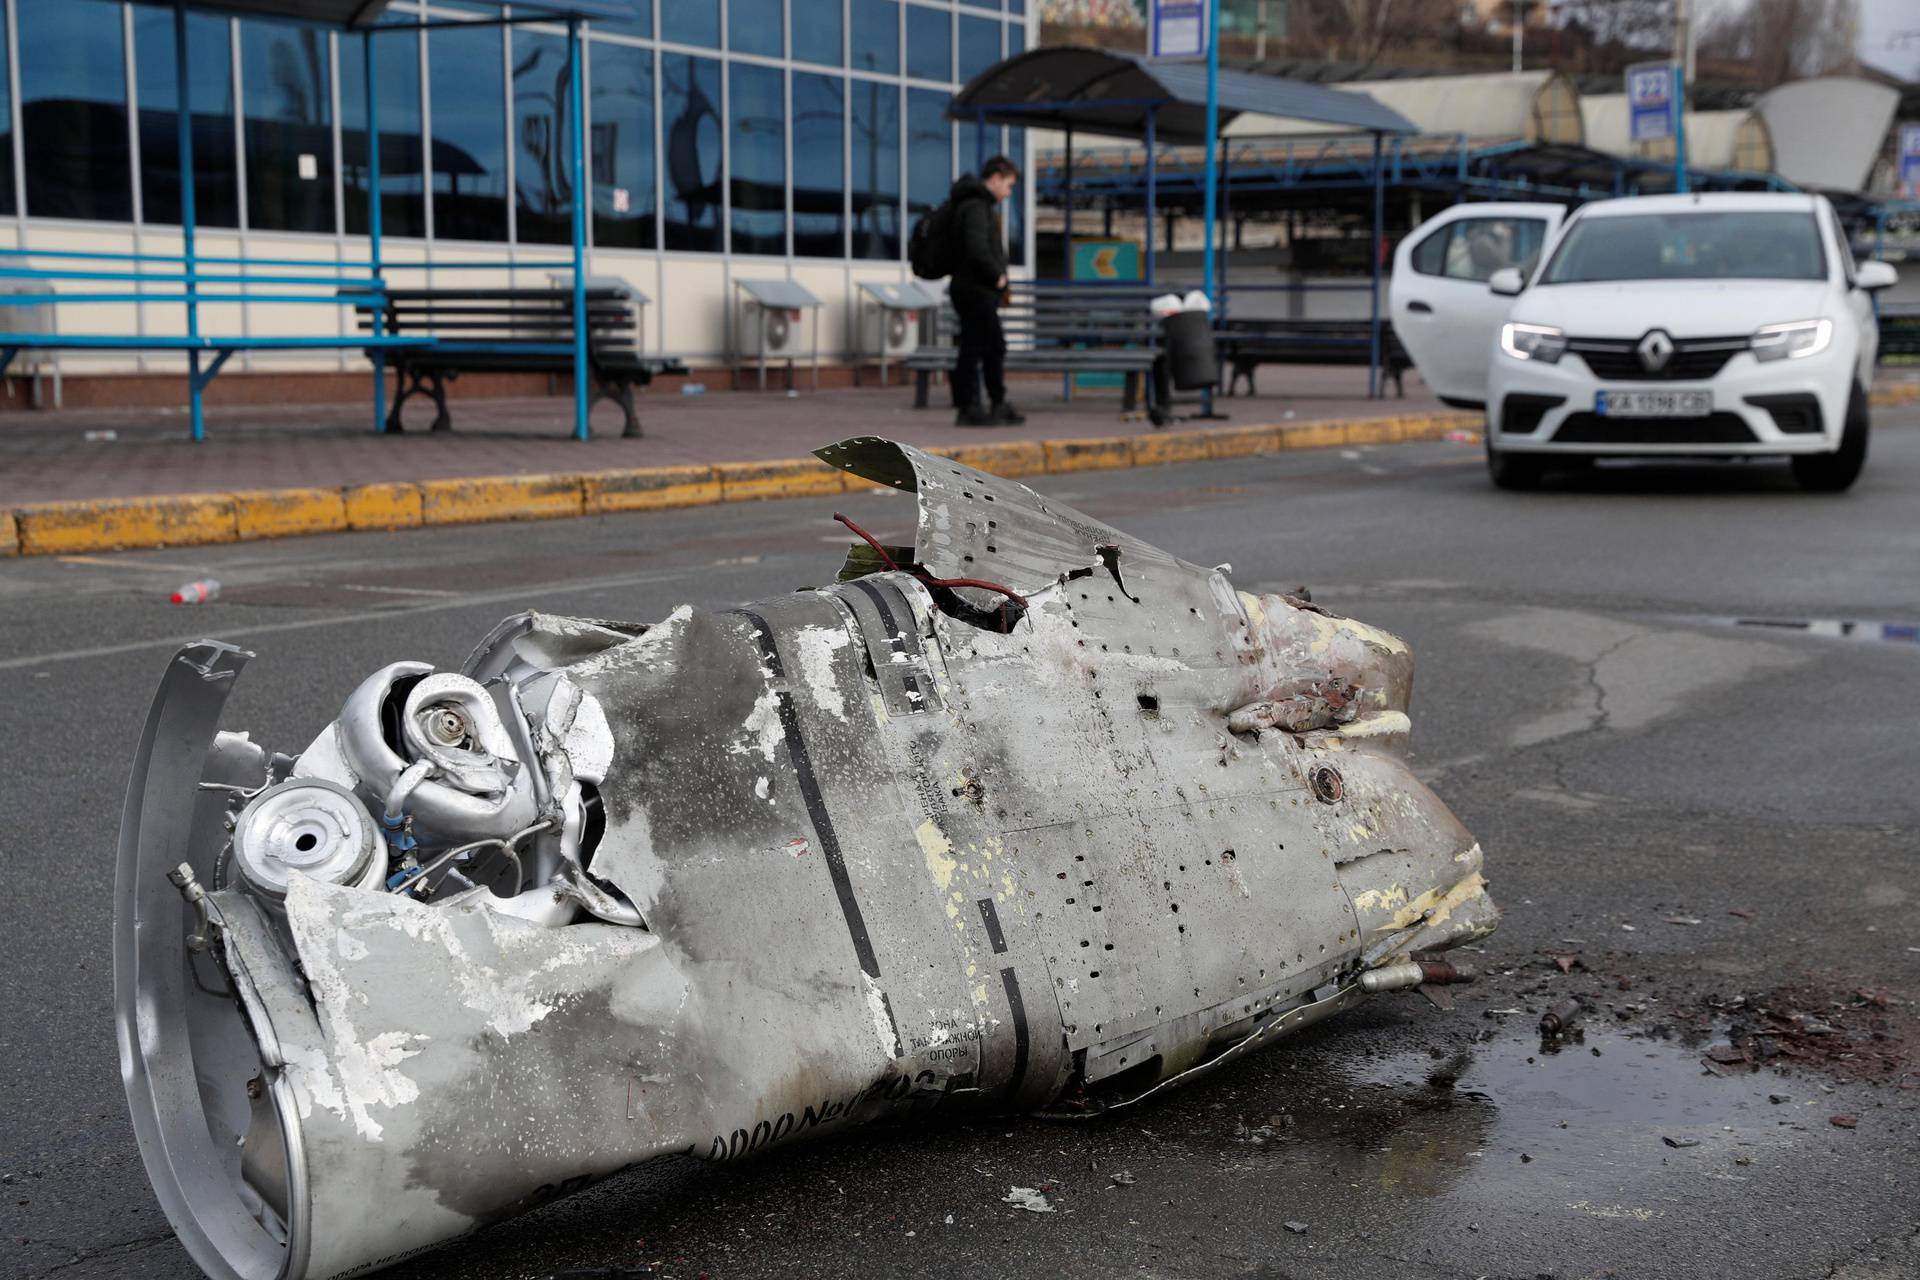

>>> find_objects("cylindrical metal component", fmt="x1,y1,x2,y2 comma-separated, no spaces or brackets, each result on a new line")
231,778,382,904
1418,957,1476,984
1540,998,1583,1037
1359,960,1426,993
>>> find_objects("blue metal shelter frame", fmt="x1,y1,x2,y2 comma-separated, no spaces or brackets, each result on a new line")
950,47,1418,399
0,0,629,442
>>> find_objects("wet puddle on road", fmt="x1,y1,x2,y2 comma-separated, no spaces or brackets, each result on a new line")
1238,1032,1798,1205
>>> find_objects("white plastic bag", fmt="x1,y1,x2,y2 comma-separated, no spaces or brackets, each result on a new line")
1149,292,1184,318
1180,289,1212,312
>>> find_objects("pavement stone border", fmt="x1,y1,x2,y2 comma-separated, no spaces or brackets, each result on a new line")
5,382,1916,558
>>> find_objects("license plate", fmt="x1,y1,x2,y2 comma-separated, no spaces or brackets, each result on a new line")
1595,390,1711,418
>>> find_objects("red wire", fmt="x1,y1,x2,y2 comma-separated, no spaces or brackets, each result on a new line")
832,512,1030,611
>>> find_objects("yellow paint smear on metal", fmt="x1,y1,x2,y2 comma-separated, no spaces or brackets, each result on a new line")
917,818,959,893
1351,884,1410,914
1373,870,1488,935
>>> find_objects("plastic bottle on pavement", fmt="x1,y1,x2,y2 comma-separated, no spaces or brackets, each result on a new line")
171,579,221,605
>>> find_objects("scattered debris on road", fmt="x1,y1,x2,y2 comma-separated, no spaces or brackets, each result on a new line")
1004,1186,1056,1213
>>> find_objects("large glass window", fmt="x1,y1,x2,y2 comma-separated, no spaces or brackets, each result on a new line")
241,21,334,233
958,14,1000,82
341,24,426,238
0,6,11,216
792,72,842,257
660,0,720,48
661,52,723,251
18,0,130,221
513,29,574,245
1008,20,1026,56
729,0,783,57
906,88,948,225
591,40,655,249
850,0,899,74
792,0,843,67
133,11,238,228
1540,211,1822,284
906,6,951,82
429,22,508,242
1006,126,1025,265
729,62,784,255
850,78,898,260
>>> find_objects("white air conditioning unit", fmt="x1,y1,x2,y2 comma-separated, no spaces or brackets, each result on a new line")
739,303,802,354
856,281,939,366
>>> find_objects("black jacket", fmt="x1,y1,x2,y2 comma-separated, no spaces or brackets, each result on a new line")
948,174,1008,294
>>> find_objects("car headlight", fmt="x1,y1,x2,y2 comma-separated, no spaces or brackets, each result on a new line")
1500,322,1568,363
1750,318,1832,362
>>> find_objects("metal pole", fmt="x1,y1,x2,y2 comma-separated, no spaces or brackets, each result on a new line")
568,17,589,441
1143,105,1156,288
1511,0,1522,73
1368,131,1382,400
366,30,387,434
175,0,203,442
1672,64,1690,194
1062,124,1073,256
1202,0,1219,306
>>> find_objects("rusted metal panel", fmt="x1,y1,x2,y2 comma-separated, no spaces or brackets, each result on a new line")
115,437,1496,1280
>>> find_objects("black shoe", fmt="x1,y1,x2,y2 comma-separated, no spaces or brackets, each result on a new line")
954,405,998,427
991,400,1026,425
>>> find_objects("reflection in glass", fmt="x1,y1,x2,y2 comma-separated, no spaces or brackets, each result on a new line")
792,72,843,257
660,0,720,49
341,23,427,238
241,21,334,233
1006,126,1025,265
429,22,508,242
850,0,899,73
850,78,899,260
591,40,656,249
791,0,843,66
906,6,951,83
514,30,574,245
729,0,783,57
662,53,723,252
958,15,1001,84
729,63,785,255
134,10,238,228
18,0,130,221
906,88,949,225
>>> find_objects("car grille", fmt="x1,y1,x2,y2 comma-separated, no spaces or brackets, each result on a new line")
1744,393,1823,435
1568,336,1746,382
1552,412,1757,445
1499,393,1566,435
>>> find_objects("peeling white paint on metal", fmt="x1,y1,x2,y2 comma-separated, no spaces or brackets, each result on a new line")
730,686,784,765
862,974,897,1055
793,624,853,722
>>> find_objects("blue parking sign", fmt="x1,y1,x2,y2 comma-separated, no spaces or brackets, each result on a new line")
1901,125,1920,198
1627,62,1674,144
1151,0,1207,60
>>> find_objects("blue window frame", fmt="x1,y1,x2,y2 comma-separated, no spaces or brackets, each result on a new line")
850,0,899,74
590,39,656,250
906,88,949,223
341,22,427,238
661,0,720,49
905,6,951,83
18,0,130,222
792,71,843,257
134,9,238,228
661,52,723,251
729,0,784,57
429,22,508,241
792,0,843,67
729,62,785,255
957,14,1000,84
241,21,335,233
850,77,899,260
513,29,574,245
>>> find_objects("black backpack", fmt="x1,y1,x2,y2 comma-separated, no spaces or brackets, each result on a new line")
909,199,956,280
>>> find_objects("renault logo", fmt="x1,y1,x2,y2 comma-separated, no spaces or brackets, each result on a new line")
1637,329,1675,372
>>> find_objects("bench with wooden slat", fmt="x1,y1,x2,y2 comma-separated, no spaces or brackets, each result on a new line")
903,284,1167,418
350,285,686,437
1213,318,1412,398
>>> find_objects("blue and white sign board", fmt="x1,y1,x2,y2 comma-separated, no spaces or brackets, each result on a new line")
1900,125,1920,198
1151,0,1208,60
1626,62,1675,143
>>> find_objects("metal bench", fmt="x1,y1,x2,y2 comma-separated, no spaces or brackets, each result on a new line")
1213,318,1411,398
904,283,1165,418
351,285,686,437
1877,305,1920,362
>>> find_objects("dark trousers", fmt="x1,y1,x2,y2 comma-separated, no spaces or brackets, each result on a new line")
951,285,1006,410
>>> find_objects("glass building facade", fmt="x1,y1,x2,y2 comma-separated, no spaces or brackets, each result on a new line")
0,0,1029,265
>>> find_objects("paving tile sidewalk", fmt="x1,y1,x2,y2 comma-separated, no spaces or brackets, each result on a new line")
0,365,1443,505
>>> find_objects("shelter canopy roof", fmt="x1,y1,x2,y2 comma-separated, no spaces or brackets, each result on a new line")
125,0,644,28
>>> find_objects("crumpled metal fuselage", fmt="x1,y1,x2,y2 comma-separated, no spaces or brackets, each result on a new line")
114,438,1497,1280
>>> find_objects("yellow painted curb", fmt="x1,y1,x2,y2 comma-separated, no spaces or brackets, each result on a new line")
1340,417,1405,446
1279,421,1350,450
942,440,1048,478
1129,430,1214,467
586,465,723,513
16,493,236,555
1204,425,1285,460
1870,381,1920,408
232,487,349,541
1044,436,1133,474
420,473,586,526
344,482,424,531
714,458,846,503
0,511,17,557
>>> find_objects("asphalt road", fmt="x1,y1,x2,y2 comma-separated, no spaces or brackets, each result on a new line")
3,418,1918,1280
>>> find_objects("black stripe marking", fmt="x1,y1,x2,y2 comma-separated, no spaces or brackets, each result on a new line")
876,990,905,1060
736,610,885,984
977,897,1008,954
1000,967,1029,1095
851,577,922,657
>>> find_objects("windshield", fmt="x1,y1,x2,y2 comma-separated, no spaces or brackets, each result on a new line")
1539,210,1826,285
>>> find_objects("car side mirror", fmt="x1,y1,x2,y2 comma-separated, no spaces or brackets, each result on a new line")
1488,267,1525,297
1856,259,1897,292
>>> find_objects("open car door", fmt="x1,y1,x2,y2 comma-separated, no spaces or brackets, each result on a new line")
1389,202,1565,408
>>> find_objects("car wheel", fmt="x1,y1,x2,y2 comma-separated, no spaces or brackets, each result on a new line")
1487,441,1544,491
1790,383,1868,493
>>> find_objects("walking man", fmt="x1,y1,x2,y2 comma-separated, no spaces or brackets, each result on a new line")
947,156,1025,427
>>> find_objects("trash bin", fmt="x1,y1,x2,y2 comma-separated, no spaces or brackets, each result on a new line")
1161,309,1219,391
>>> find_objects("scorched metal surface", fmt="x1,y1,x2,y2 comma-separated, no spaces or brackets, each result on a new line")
113,437,1498,1280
